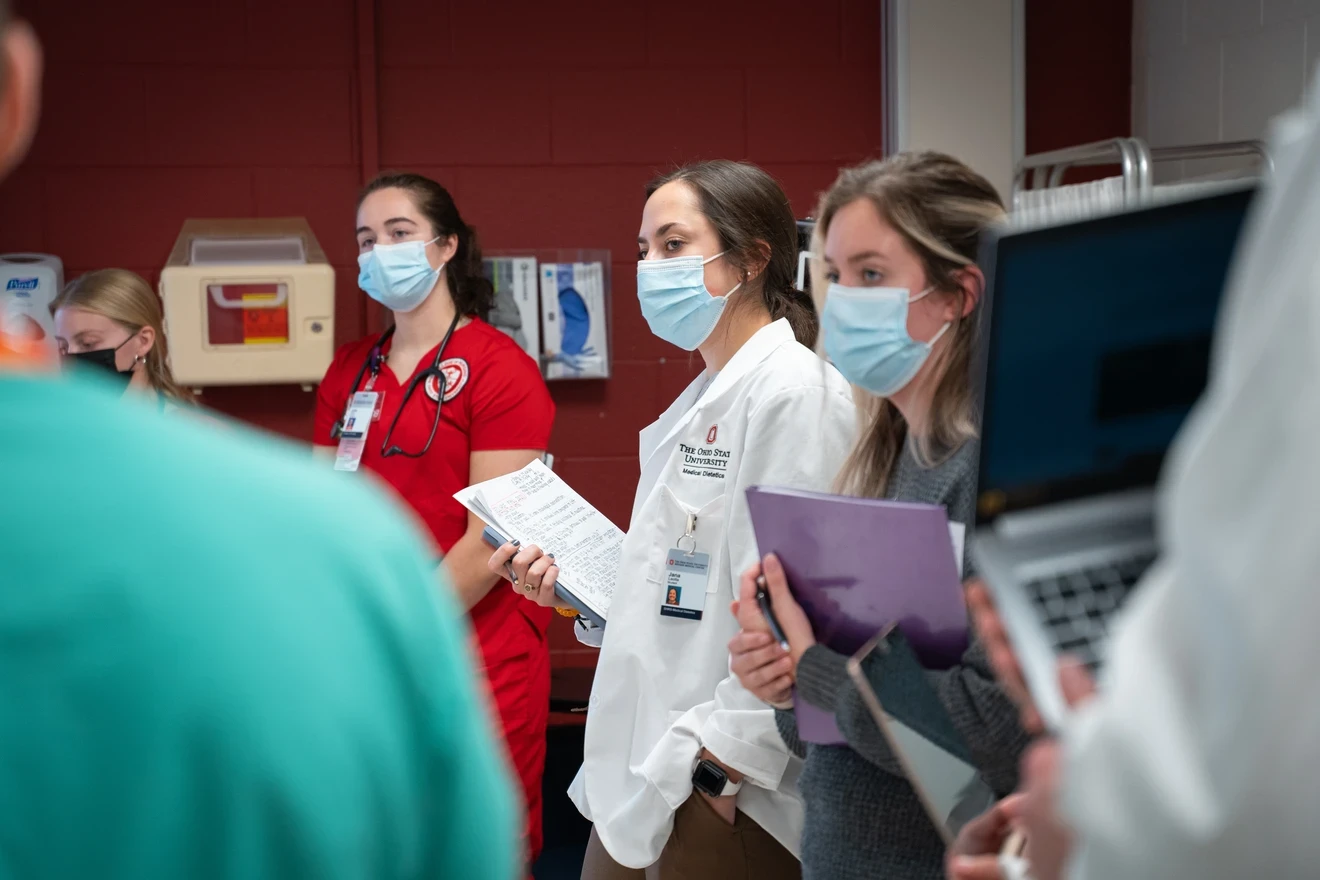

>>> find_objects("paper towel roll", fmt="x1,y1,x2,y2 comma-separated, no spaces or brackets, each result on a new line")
0,253,64,348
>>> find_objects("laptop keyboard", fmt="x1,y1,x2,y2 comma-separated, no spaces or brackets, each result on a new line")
1023,551,1156,671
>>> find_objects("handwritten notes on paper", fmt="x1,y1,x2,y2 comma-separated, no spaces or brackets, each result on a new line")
455,460,622,622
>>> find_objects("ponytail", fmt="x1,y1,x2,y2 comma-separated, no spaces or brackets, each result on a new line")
768,286,819,349
446,222,495,321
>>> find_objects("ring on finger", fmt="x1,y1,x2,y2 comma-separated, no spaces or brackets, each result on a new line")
521,569,540,593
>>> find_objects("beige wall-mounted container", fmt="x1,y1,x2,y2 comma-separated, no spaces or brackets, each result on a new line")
160,218,335,389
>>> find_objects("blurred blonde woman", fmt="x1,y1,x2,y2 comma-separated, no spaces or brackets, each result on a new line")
52,269,191,406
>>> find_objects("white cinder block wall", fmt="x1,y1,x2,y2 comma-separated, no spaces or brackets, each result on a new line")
1134,0,1315,180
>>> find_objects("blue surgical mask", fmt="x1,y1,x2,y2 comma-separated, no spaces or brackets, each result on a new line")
357,236,443,313
821,283,950,396
635,252,742,351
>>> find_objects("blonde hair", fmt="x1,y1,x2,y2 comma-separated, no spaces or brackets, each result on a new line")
812,152,1006,498
52,269,192,404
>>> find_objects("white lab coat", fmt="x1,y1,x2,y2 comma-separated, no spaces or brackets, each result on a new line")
567,319,858,868
1059,82,1320,877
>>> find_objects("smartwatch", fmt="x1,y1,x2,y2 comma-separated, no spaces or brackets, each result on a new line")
692,759,742,798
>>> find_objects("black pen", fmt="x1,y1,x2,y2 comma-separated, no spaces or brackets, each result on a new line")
482,527,520,583
755,575,790,652
505,539,521,583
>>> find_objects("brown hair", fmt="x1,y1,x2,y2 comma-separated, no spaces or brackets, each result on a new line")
647,161,818,348
813,152,1005,498
52,269,192,403
357,172,494,320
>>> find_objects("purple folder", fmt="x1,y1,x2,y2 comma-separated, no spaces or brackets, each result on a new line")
745,485,969,745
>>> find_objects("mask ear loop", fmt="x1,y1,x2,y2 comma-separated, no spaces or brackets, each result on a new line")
701,250,744,299
116,329,147,371
907,286,952,347
423,235,449,281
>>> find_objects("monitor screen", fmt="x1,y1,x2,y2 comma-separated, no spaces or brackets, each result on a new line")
977,186,1255,522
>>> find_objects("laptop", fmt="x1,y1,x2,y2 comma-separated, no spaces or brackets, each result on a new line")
971,184,1256,729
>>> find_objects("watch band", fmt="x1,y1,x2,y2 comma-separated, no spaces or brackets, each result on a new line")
693,758,742,797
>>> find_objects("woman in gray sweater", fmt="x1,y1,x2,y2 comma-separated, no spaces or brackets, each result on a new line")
729,152,1031,880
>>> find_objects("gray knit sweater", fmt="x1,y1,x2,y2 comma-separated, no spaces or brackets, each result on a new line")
776,439,1030,880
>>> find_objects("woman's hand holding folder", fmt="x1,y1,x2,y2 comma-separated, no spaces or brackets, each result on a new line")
729,554,815,707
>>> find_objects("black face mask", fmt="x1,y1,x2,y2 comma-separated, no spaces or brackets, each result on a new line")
63,335,137,389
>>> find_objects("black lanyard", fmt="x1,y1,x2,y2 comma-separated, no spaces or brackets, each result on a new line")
328,325,394,442
330,313,461,459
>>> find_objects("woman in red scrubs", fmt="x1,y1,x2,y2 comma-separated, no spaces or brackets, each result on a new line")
315,172,556,867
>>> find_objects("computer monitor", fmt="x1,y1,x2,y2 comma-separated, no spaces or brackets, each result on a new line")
974,185,1256,524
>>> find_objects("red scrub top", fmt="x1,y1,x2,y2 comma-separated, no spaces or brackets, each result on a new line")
315,317,555,663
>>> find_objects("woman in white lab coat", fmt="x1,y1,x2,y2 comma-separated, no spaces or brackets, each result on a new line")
490,160,858,878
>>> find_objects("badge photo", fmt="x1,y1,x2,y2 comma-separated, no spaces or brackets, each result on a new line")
425,357,470,403
660,549,711,620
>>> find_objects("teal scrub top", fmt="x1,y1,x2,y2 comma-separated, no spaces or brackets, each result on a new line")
0,372,518,880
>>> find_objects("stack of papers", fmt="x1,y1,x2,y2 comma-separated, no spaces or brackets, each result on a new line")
454,460,621,625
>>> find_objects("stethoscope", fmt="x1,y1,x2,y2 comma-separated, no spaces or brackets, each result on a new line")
329,311,461,459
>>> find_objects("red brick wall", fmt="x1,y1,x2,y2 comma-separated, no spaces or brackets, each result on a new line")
2,0,1131,668
1025,0,1133,155
2,0,883,666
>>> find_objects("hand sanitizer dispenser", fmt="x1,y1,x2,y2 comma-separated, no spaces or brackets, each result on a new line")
0,253,63,353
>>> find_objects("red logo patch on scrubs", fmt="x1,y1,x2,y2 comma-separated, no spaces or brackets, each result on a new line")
425,357,470,403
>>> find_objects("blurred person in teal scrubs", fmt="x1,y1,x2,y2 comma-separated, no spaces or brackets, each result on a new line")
0,3,520,877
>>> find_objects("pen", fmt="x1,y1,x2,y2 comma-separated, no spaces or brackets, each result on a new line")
505,539,521,584
755,575,791,652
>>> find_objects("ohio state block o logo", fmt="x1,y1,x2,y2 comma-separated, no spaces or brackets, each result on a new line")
425,358,469,403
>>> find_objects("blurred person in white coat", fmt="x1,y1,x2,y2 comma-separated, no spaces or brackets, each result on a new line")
951,79,1320,880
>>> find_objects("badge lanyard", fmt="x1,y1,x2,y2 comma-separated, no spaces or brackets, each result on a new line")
332,313,460,471
660,512,712,621
330,326,395,443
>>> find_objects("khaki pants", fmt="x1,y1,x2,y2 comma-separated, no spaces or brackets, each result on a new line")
580,795,800,880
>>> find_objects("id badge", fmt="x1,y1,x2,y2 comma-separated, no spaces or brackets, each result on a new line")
334,391,378,472
659,548,711,620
